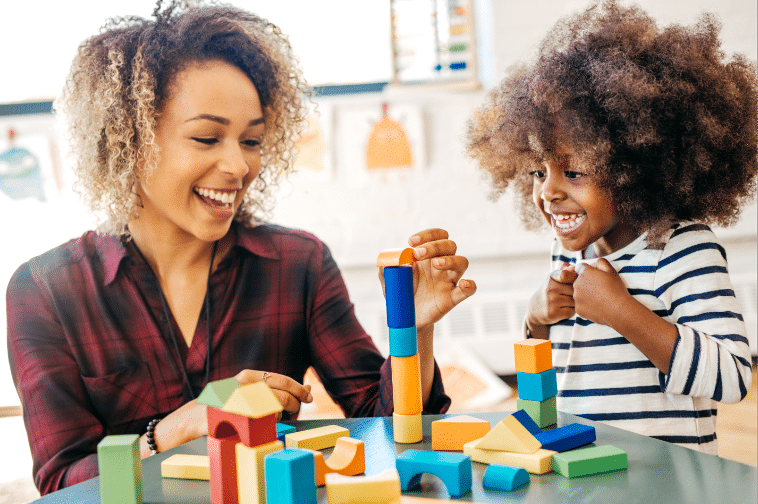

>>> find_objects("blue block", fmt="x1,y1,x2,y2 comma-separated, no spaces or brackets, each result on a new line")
395,450,472,498
482,464,530,491
535,423,596,452
277,423,296,443
389,326,418,357
511,410,542,435
264,449,317,504
384,266,415,329
516,368,557,401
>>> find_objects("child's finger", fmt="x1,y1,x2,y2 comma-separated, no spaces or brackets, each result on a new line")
550,268,578,284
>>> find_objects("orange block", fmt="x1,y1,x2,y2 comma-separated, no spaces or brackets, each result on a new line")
431,415,490,451
376,248,415,267
391,354,423,415
308,437,366,486
514,339,553,374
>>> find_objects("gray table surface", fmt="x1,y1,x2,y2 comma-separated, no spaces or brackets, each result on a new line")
30,411,758,504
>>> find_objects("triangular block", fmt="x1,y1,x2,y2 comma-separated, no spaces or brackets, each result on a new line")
197,377,240,409
222,382,283,419
471,414,541,453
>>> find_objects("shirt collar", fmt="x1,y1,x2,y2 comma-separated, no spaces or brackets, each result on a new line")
98,221,281,286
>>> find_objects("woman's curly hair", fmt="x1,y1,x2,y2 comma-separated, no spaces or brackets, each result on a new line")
55,0,309,235
466,0,757,243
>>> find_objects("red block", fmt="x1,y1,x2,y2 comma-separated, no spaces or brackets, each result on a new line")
208,436,238,504
207,407,277,448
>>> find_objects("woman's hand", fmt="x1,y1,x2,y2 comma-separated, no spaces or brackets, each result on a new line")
234,369,313,419
525,263,578,339
379,228,476,331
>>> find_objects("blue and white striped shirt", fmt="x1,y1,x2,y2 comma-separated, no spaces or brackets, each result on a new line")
546,222,752,454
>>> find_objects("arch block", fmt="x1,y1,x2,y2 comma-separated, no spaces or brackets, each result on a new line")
395,450,472,498
307,437,366,486
207,406,276,448
482,464,530,491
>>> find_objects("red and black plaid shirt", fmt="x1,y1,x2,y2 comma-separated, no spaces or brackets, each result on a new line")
6,222,450,495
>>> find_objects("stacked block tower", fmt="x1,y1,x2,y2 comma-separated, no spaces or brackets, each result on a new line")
514,339,557,429
377,248,423,444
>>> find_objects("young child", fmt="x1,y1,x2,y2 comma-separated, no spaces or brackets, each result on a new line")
466,0,755,454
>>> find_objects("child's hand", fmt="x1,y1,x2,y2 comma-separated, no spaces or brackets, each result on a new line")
525,263,578,337
573,258,631,327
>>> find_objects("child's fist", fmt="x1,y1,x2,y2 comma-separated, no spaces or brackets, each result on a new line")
573,258,630,326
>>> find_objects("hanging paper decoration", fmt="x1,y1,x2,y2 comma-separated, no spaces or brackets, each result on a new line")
365,103,413,170
293,114,326,174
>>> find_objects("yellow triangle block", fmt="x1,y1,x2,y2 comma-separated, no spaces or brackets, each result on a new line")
221,382,283,419
470,415,541,453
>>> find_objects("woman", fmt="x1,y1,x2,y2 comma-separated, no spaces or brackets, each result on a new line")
6,1,476,495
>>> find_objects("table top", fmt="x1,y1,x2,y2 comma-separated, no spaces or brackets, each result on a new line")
30,411,758,504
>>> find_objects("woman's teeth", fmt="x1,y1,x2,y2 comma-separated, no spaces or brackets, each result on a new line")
552,213,586,232
194,188,237,207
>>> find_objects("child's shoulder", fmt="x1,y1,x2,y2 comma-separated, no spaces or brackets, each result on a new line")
655,221,727,269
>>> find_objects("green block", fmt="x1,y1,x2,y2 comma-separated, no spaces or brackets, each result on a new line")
517,396,557,428
552,444,627,478
97,434,143,504
196,377,240,408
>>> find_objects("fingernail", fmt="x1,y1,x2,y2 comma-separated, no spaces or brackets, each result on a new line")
306,393,313,403
433,257,444,267
409,235,421,246
414,247,427,259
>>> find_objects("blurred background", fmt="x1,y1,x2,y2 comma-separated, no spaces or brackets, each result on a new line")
0,1,755,500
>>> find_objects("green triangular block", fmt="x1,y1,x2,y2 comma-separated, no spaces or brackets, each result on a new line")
196,377,240,408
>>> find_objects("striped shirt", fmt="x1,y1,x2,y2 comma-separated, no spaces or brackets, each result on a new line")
546,222,752,454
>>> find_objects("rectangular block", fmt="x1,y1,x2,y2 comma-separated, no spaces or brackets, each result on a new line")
517,396,557,429
463,440,556,475
161,454,210,480
325,468,401,504
277,423,296,443
265,449,317,504
514,339,553,374
236,440,284,504
285,425,349,450
517,368,557,401
535,423,596,452
552,445,627,478
97,434,143,504
431,415,490,451
512,410,542,435
391,354,423,415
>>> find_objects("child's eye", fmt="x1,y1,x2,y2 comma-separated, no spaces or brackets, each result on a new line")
565,170,585,179
192,137,218,145
528,170,546,179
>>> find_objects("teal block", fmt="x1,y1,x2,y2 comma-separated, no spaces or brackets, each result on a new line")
97,434,143,504
517,368,557,401
552,445,627,478
277,423,296,443
517,396,557,428
482,464,530,491
389,326,417,357
535,423,595,452
396,450,472,498
265,449,317,504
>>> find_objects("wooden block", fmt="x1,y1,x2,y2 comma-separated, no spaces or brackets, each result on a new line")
517,396,557,429
207,407,277,448
392,412,423,444
391,354,422,415
395,450,472,498
161,454,210,480
552,445,627,478
306,437,366,486
514,339,553,374
276,423,296,443
482,464,530,491
376,248,415,267
535,423,596,452
264,449,317,504
325,468,401,504
235,440,283,504
389,326,418,357
470,414,541,453
463,439,556,475
197,377,241,408
285,425,349,450
516,368,558,401
511,410,542,435
222,382,283,419
97,434,143,504
431,415,490,451
383,266,415,329
208,436,239,504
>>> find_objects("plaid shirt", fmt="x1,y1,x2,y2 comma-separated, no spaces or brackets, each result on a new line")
6,222,450,495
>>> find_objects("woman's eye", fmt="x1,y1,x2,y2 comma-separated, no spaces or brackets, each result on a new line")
192,137,218,145
242,139,261,148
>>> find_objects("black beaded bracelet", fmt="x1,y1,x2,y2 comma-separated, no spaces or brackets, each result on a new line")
146,418,160,455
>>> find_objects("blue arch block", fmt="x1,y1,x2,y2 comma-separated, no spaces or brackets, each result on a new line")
516,368,558,401
264,449,317,504
482,464,530,491
384,266,415,329
389,326,418,357
395,450,472,498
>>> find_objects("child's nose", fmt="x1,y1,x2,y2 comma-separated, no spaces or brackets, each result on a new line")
541,172,565,202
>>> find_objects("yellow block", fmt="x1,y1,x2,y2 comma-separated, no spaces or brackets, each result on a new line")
514,339,553,374
285,425,350,450
235,440,283,504
160,454,210,480
391,354,422,415
463,439,555,474
393,412,422,444
431,415,490,451
472,415,541,453
325,468,401,504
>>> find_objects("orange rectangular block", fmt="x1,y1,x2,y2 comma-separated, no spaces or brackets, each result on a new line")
432,415,490,451
514,339,553,374
391,354,423,415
